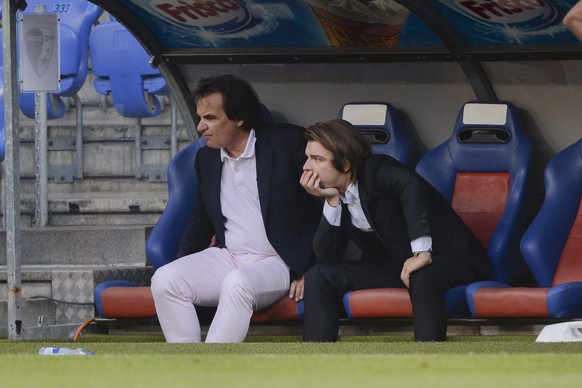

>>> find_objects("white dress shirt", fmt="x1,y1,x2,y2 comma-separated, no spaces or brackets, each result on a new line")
220,129,277,256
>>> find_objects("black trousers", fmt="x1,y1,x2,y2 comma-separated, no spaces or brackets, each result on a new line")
303,256,478,342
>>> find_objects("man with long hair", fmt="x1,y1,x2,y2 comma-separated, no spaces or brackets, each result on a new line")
299,119,491,341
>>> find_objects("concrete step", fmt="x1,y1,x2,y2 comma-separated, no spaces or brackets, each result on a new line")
10,183,167,226
18,177,168,196
46,213,161,227
17,134,192,178
19,192,167,214
4,176,170,227
0,225,150,266
15,211,161,228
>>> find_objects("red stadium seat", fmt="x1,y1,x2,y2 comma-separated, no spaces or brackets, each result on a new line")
467,139,582,319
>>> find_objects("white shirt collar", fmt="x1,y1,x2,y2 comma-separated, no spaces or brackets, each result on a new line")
220,129,256,162
341,181,359,205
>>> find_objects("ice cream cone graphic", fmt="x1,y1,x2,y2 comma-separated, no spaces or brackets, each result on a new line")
307,0,408,46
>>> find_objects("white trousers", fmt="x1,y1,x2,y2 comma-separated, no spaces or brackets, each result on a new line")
150,247,290,343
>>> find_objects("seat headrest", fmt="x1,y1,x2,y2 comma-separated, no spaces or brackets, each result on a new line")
341,103,390,126
338,102,409,164
341,103,390,144
443,100,531,172
462,102,509,126
457,102,513,144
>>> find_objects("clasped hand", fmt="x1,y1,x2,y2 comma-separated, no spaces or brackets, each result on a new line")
401,251,432,288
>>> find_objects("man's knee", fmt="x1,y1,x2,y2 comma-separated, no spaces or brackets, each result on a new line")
304,263,349,298
304,263,335,288
220,270,253,301
150,265,175,298
304,263,325,284
409,266,444,295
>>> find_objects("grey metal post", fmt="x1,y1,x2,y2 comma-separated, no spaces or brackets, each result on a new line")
34,92,49,226
1,164,6,229
135,118,143,178
33,4,49,227
73,94,84,179
170,96,178,157
3,0,23,340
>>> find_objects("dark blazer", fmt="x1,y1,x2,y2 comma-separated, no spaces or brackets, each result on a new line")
313,155,491,278
177,122,321,278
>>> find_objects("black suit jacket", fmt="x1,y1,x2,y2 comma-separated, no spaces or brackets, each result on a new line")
313,155,491,278
177,122,321,278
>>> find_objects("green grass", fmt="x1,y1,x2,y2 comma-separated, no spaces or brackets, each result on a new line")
2,335,582,387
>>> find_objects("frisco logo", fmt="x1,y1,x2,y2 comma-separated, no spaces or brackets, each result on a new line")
148,0,253,33
440,0,560,30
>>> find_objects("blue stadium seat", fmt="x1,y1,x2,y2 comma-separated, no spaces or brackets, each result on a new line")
337,102,409,165
145,139,203,270
17,0,103,119
467,139,582,319
89,18,168,118
416,100,532,285
342,100,532,320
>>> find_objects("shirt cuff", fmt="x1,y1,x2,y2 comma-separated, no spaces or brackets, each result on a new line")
323,200,342,227
411,235,432,254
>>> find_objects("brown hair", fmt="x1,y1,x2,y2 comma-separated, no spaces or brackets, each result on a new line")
191,74,263,131
305,119,371,182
